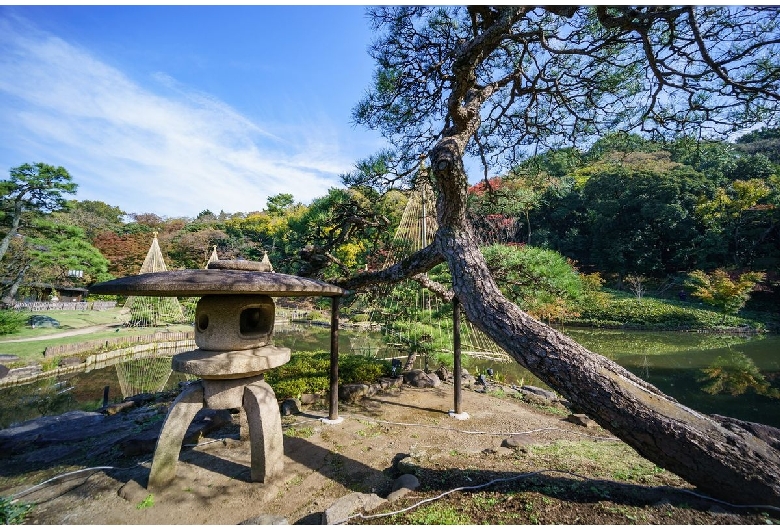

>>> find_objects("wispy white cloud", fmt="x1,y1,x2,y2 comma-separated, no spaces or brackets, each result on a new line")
0,14,369,217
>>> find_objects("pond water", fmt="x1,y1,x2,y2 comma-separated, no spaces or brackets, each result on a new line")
567,329,780,428
1,325,778,429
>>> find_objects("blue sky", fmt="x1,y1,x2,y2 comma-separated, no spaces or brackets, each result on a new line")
0,6,386,218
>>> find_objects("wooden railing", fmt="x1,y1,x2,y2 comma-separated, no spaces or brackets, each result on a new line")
43,331,195,358
12,301,117,311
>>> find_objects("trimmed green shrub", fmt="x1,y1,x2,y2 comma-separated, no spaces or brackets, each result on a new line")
482,244,586,324
0,310,26,336
340,355,391,383
265,351,391,400
271,376,330,399
306,311,327,322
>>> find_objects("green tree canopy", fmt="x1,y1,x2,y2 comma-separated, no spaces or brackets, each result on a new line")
0,163,77,263
26,221,111,286
266,193,296,216
52,199,125,241
290,187,399,277
580,152,714,276
735,126,780,164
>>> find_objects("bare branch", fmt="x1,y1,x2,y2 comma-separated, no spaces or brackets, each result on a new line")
411,272,454,302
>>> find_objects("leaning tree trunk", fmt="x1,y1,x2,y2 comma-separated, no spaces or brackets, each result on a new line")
428,141,780,506
0,200,23,264
1,263,29,307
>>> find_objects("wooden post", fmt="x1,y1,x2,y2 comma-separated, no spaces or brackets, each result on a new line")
329,295,341,420
453,296,462,415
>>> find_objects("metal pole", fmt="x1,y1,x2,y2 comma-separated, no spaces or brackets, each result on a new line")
453,297,462,415
329,295,341,420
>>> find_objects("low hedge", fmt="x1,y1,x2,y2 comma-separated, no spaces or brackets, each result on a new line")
265,352,391,400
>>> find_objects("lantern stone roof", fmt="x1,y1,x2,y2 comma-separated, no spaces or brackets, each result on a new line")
90,261,345,298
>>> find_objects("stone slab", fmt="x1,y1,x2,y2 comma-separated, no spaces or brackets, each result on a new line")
567,413,598,428
322,492,387,525
208,259,272,272
387,474,420,502
172,347,290,379
239,515,288,525
117,480,149,505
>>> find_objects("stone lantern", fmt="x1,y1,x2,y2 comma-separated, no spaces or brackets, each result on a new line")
90,260,345,491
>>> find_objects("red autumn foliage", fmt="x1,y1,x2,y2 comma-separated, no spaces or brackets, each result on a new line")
92,231,150,277
467,176,504,196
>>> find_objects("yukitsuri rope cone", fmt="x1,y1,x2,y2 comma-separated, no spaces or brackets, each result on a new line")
178,245,223,322
124,232,186,327
356,169,511,365
206,245,219,266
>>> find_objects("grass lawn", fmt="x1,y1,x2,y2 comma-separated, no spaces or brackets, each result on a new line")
0,307,192,364
4,309,130,339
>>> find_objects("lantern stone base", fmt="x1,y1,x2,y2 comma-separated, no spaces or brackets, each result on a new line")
147,349,290,491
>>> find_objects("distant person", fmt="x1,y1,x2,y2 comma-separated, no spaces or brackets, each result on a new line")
678,290,687,301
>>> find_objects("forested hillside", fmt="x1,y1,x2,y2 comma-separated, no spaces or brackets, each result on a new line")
2,130,778,313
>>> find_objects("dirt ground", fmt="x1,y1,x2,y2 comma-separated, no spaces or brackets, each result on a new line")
2,383,776,525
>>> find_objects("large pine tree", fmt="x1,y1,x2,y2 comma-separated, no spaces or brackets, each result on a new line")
340,7,780,505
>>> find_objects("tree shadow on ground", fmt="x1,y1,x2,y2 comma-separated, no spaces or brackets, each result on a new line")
349,463,756,524
360,395,450,415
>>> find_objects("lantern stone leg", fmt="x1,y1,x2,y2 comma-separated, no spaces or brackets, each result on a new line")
243,380,284,482
147,372,287,491
148,381,205,490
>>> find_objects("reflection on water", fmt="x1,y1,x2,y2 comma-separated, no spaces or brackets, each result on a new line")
115,357,174,398
699,350,779,398
565,329,780,427
1,326,779,429
0,346,194,429
565,329,755,358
